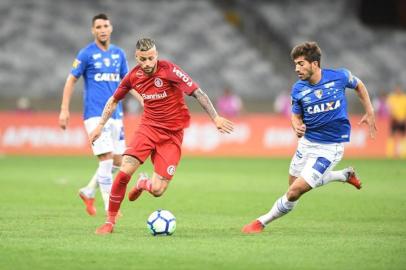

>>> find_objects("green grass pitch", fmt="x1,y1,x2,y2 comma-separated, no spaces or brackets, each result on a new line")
0,156,405,270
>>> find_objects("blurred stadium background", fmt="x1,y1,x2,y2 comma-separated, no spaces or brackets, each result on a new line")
0,0,405,157
1,2,406,270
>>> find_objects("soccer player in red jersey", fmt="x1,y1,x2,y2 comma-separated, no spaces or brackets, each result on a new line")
89,38,234,234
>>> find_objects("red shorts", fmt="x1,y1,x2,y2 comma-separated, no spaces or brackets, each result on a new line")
124,124,184,180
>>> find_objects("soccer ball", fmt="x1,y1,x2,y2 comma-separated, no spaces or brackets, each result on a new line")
147,209,176,236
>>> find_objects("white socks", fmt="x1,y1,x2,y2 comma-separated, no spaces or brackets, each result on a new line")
82,172,98,198
322,169,348,185
97,159,114,211
112,165,120,174
258,194,297,226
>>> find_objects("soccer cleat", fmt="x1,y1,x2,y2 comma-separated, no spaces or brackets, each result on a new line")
95,222,114,235
241,220,265,234
346,167,362,190
128,172,149,201
78,191,97,216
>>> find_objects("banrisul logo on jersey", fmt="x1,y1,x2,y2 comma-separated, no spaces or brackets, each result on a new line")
307,100,341,114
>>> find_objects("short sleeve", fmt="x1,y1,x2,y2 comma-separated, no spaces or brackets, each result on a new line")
114,72,132,100
70,49,88,79
166,62,199,95
341,68,359,89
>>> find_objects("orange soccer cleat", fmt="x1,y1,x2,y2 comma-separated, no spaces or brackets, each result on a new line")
79,191,97,216
242,220,265,234
95,222,114,235
128,173,149,201
346,167,362,190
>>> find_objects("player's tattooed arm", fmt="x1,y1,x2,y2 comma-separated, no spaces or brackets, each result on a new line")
192,88,218,120
88,97,118,144
99,97,118,126
192,88,234,134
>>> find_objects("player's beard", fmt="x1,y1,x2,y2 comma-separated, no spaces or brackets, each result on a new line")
302,68,313,81
99,39,108,46
142,64,156,76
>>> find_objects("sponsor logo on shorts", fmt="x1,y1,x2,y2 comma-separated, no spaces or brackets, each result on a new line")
312,157,331,174
167,165,176,176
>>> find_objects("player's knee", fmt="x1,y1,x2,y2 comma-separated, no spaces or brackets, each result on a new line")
150,188,164,197
286,189,301,201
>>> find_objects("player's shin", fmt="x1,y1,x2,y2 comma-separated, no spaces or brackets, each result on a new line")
322,169,347,185
107,171,132,224
83,171,98,197
257,194,297,226
97,159,114,211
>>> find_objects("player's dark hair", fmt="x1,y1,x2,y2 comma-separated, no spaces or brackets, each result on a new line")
136,38,156,51
290,41,322,67
92,13,110,26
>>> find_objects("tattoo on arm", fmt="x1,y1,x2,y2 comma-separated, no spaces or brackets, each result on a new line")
192,88,218,120
99,97,118,126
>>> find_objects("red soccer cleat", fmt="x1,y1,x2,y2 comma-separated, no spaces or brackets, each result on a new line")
128,186,142,201
346,167,362,190
95,222,114,235
128,173,149,201
79,191,96,216
242,220,265,234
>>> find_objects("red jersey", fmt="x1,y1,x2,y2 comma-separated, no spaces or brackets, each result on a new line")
114,60,199,131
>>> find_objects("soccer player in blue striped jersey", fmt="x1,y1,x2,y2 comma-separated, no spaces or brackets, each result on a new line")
59,13,142,216
242,41,377,234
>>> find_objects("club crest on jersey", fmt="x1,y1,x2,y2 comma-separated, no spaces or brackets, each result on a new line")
103,58,111,67
167,165,176,176
307,100,341,114
314,89,323,99
154,78,163,88
136,70,143,78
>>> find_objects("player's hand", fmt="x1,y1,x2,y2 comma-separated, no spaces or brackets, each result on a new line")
294,124,306,138
59,110,70,130
358,112,377,139
214,116,234,134
89,125,103,145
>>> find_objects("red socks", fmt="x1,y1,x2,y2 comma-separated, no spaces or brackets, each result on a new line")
108,171,131,223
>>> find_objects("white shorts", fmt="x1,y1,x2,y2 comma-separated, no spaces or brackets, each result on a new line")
289,137,344,188
84,117,126,156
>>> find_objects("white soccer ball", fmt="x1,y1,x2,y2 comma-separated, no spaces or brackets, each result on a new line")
147,209,176,236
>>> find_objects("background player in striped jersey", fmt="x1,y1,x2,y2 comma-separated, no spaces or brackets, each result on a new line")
59,13,142,216
89,38,234,234
242,41,377,233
